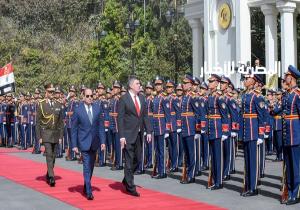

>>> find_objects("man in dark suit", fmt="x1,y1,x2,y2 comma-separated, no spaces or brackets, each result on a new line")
117,76,152,197
71,88,106,200
36,83,64,187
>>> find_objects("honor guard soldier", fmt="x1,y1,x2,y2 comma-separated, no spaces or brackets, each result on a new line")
280,65,300,205
137,81,154,172
6,93,16,147
152,76,171,179
36,83,64,187
219,76,232,181
207,74,230,190
110,80,123,170
192,76,202,176
32,89,41,154
227,82,240,174
96,82,109,167
175,83,184,167
265,90,274,156
241,74,265,197
65,85,78,161
199,82,209,171
180,74,201,184
165,79,180,173
19,93,31,149
0,95,8,147
270,89,284,161
254,76,267,179
105,88,113,161
54,87,64,158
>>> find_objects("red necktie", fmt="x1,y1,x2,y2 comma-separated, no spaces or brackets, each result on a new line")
134,96,140,116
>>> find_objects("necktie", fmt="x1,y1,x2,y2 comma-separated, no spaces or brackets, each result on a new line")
88,106,93,124
134,96,140,116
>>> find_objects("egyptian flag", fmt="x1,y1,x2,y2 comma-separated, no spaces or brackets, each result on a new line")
0,63,15,95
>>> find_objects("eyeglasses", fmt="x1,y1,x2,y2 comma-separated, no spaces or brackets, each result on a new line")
85,95,93,98
208,80,216,83
48,91,54,94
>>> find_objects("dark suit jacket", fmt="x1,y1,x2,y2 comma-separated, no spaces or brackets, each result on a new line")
117,92,152,143
71,102,106,152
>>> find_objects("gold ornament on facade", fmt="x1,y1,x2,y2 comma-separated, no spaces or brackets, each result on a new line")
218,3,231,30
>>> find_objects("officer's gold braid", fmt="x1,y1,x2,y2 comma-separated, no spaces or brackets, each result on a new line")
39,102,55,125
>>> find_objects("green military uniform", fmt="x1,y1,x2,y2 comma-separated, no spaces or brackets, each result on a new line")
36,90,64,180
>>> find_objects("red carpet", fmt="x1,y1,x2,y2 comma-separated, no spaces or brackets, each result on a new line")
0,147,32,153
0,153,226,210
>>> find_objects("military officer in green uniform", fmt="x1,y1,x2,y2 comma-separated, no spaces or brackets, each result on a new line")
36,83,64,187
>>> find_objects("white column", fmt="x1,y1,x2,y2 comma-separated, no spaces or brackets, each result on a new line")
261,4,278,87
235,0,251,88
277,1,296,76
188,18,203,78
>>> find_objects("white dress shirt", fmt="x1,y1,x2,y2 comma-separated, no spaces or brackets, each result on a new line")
84,103,93,119
129,90,140,110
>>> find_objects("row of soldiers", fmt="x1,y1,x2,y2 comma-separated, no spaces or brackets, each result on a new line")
1,66,299,205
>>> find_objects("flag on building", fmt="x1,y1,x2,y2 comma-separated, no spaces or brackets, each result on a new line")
0,63,15,95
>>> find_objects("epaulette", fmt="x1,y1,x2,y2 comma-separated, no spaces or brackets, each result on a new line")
253,89,261,95
172,93,177,97
295,88,300,95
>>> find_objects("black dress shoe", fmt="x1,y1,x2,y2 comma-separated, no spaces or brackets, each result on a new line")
242,190,258,197
145,164,153,169
153,174,167,179
260,174,265,178
49,177,56,187
230,170,236,174
195,171,202,177
135,170,145,175
127,190,140,197
211,185,223,190
201,166,209,171
180,177,195,184
223,175,230,181
87,194,94,200
286,198,299,205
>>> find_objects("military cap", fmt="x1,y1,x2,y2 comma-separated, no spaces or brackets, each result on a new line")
34,88,41,94
80,85,86,92
285,65,300,79
221,76,231,84
55,86,61,93
154,76,164,85
183,73,194,83
25,92,31,97
254,74,264,85
166,80,175,87
112,80,121,88
176,83,183,90
193,76,201,85
6,93,12,97
267,89,274,95
44,83,55,91
139,86,144,93
145,81,154,89
200,82,208,90
97,82,105,89
208,74,221,82
69,85,76,92
121,86,127,93
106,88,112,94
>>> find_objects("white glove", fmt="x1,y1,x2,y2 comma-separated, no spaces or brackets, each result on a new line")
31,121,33,125
195,134,201,140
177,129,182,133
144,132,147,136
201,130,205,134
105,129,108,132
231,132,237,137
257,138,263,145
264,134,269,139
164,133,169,139
221,135,228,141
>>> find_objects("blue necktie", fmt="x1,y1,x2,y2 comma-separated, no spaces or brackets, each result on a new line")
88,106,92,124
